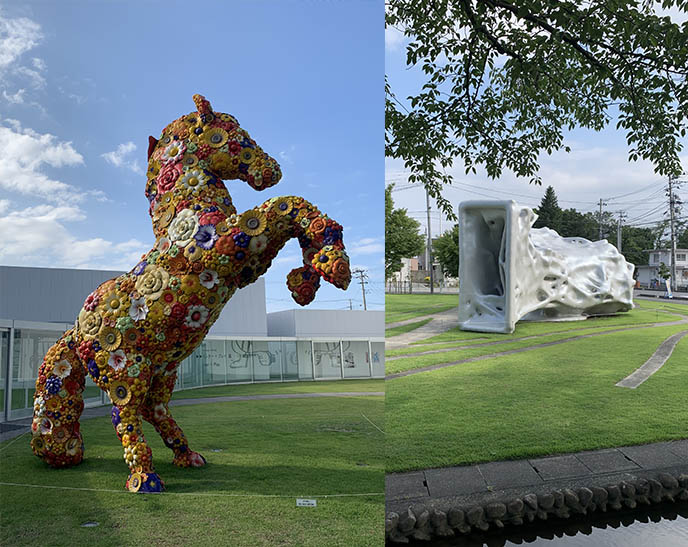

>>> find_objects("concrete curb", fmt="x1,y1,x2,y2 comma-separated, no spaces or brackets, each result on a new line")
386,468,688,543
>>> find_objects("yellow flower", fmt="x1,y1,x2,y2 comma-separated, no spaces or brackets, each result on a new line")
239,210,267,236
99,327,122,352
202,127,228,148
110,381,132,406
78,309,102,339
135,265,169,301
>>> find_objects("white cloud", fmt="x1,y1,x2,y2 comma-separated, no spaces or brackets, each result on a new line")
279,145,295,164
0,119,85,203
0,10,46,103
2,88,24,104
0,202,149,270
0,10,42,70
385,25,405,52
101,141,142,174
349,237,384,255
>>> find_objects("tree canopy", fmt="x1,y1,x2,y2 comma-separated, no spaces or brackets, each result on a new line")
385,185,425,279
386,1,688,218
533,185,563,232
433,224,460,277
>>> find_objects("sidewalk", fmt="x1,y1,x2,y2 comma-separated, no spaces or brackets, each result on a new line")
386,440,688,542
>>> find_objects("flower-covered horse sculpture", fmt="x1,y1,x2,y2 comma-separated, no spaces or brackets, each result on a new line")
31,95,351,492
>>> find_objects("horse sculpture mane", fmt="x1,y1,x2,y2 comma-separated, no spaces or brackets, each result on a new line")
31,94,351,492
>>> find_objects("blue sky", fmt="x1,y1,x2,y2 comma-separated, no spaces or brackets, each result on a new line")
0,0,384,312
385,7,688,244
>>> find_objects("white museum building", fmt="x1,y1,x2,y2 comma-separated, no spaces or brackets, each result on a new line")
0,266,384,423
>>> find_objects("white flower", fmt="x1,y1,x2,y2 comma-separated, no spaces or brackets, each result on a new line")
153,403,167,421
39,417,53,435
184,305,209,328
180,168,209,192
161,141,185,163
108,349,127,371
34,396,45,417
129,296,149,321
168,209,199,247
248,234,268,254
53,359,72,379
156,237,171,254
199,269,219,289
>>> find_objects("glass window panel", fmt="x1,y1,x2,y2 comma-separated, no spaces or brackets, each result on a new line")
251,341,281,382
341,341,371,378
226,340,253,382
200,340,226,385
0,329,8,416
313,341,342,379
296,341,313,380
371,342,384,377
282,341,299,381
12,329,63,414
182,347,203,389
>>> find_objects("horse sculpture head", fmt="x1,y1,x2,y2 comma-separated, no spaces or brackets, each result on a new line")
145,94,282,206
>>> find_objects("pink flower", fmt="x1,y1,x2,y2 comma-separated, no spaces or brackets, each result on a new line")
156,162,182,193
84,291,99,311
184,305,209,328
108,350,127,371
199,269,219,289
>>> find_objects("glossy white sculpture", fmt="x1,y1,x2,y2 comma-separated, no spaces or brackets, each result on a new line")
458,201,635,334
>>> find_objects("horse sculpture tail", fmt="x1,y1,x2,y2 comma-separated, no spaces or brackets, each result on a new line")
31,328,86,468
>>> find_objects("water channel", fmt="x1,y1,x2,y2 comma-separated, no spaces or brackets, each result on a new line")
405,502,688,546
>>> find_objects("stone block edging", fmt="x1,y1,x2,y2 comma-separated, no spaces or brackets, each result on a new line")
385,470,688,543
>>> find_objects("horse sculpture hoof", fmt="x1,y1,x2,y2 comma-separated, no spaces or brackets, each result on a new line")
173,450,207,468
126,471,165,493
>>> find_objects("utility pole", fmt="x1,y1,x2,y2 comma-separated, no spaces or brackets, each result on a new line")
598,198,608,240
668,176,678,292
426,188,434,294
352,268,368,310
616,211,626,252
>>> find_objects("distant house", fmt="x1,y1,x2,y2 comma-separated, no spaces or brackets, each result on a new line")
636,249,688,289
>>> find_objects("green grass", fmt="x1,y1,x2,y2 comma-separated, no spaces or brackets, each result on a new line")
170,379,384,400
385,294,457,324
386,324,688,472
385,318,432,338
1,396,384,546
415,307,681,346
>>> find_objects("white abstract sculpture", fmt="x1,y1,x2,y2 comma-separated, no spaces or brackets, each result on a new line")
458,201,635,334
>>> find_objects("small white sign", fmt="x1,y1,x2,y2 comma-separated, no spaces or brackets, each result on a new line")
296,498,317,507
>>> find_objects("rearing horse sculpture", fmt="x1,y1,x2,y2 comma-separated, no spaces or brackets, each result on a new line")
31,95,351,492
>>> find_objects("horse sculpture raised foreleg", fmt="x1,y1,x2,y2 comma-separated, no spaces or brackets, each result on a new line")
233,196,351,299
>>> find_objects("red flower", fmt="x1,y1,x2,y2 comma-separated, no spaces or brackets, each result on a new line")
199,210,225,226
170,303,187,321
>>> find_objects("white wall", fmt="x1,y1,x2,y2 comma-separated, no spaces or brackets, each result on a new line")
267,309,384,338
0,266,268,337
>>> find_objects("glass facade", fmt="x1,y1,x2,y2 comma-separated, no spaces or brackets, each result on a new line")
2,322,383,422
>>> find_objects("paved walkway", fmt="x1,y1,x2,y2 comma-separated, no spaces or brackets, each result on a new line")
386,439,688,512
617,330,688,388
386,308,460,350
0,391,384,443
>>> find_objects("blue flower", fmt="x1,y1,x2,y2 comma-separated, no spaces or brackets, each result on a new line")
45,376,62,395
194,225,218,250
133,260,147,275
233,232,250,248
87,359,99,379
111,406,121,427
323,227,341,245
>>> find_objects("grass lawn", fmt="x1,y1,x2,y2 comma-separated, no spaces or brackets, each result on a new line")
170,379,384,400
385,318,432,338
385,294,457,324
1,396,384,546
386,325,688,472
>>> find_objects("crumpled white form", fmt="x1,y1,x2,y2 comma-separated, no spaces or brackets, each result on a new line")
458,200,635,334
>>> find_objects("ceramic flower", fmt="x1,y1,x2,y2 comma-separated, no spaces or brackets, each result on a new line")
129,296,149,321
168,209,199,247
108,349,127,371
